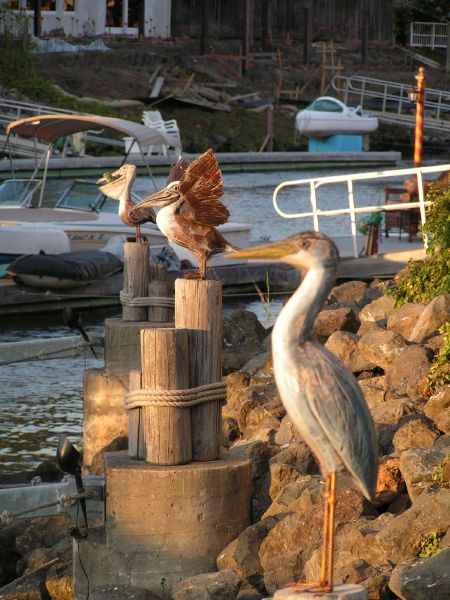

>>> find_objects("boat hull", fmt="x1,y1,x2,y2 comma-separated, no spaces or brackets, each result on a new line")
296,112,379,138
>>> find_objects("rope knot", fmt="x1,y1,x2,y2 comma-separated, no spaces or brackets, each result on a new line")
124,381,226,409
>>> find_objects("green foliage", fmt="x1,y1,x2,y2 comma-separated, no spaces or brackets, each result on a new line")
425,323,450,396
432,455,450,485
384,185,450,307
418,532,444,558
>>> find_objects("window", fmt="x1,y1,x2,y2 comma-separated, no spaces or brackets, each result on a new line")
307,99,343,113
4,1,20,9
106,0,122,27
41,1,56,10
64,0,75,10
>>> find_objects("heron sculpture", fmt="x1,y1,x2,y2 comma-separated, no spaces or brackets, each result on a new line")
134,149,237,279
96,164,156,242
229,231,378,593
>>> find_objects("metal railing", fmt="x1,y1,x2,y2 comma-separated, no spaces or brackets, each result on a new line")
273,163,450,259
410,22,448,49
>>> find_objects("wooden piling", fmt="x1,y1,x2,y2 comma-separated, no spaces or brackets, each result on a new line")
122,241,150,321
128,370,145,459
141,328,192,465
175,279,222,461
148,281,173,323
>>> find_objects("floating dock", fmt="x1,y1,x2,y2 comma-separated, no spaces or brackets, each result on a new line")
0,151,401,180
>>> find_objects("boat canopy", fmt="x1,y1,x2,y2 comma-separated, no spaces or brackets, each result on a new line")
6,114,181,152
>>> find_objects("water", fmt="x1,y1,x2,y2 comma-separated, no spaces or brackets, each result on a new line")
0,163,432,474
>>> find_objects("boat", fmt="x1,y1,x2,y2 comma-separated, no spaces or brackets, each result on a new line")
295,96,378,139
7,249,123,289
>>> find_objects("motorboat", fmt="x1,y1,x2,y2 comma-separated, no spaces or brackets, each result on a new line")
295,96,378,139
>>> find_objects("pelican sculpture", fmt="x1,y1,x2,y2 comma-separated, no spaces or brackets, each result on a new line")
96,164,156,242
134,149,237,279
228,231,378,593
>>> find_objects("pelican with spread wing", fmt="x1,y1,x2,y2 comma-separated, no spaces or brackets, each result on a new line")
136,149,237,278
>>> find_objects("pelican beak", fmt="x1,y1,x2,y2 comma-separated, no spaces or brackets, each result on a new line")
96,170,122,186
227,239,297,261
139,184,180,208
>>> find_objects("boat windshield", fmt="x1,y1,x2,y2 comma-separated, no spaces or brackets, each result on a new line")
0,179,43,207
306,98,343,112
55,179,142,213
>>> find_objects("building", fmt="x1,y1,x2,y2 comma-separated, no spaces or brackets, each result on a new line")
0,0,171,38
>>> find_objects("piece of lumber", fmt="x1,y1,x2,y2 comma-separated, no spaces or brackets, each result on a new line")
122,241,150,322
150,76,165,99
128,370,144,459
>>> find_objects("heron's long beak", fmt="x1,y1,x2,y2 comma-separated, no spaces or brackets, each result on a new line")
226,239,297,261
139,185,180,208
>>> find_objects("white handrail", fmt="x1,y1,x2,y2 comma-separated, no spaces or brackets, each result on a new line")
273,163,450,258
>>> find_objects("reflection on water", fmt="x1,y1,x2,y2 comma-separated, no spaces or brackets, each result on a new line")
0,298,284,474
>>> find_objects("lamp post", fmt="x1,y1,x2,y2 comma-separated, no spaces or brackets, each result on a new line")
409,66,425,168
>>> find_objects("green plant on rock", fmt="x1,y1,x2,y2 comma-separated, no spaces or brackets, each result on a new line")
432,454,450,485
384,184,450,307
418,531,444,558
424,322,450,396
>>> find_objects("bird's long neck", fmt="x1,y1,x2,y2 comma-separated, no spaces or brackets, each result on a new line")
118,182,132,217
273,265,335,351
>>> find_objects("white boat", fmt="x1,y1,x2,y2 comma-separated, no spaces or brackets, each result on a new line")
295,96,378,139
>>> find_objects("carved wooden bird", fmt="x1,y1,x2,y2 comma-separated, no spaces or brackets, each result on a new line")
135,149,237,278
96,164,156,242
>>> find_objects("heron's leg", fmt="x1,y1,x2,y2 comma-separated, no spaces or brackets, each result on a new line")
325,471,337,589
319,473,332,586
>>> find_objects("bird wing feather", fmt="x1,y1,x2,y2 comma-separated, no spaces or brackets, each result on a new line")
299,342,378,501
167,157,190,184
179,149,229,227
128,202,156,224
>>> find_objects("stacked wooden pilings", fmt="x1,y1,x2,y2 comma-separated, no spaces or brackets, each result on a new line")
77,240,252,599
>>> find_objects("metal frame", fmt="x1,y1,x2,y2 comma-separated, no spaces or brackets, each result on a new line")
273,163,450,259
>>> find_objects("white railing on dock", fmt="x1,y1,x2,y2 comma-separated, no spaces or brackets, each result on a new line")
410,22,448,49
273,163,450,259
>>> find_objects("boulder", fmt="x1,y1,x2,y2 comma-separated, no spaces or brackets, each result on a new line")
375,455,406,507
386,302,428,340
325,331,377,373
358,376,387,409
358,329,408,371
269,442,317,477
171,569,242,600
399,447,448,502
262,475,322,518
268,463,303,501
45,561,73,600
313,306,360,343
241,352,272,382
389,549,450,600
359,295,396,324
224,372,250,421
375,423,395,455
409,294,450,343
424,386,450,434
385,345,432,402
90,584,154,600
274,415,302,445
393,416,440,453
434,434,450,451
329,280,368,305
217,516,283,591
370,399,416,426
357,321,385,336
0,560,58,600
223,310,268,374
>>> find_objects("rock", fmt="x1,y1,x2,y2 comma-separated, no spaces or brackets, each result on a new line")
313,306,360,343
269,442,317,477
386,493,411,516
15,515,72,556
243,392,284,439
241,352,272,381
434,434,450,451
386,302,428,340
263,475,322,518
90,583,156,599
222,417,240,447
274,415,302,445
224,372,250,421
32,460,63,483
358,329,408,371
409,294,450,343
268,463,303,501
357,321,385,336
393,416,440,453
217,516,283,591
223,310,268,374
359,295,396,324
389,549,450,600
370,399,417,426
375,423,395,455
329,280,368,305
90,436,128,475
424,386,450,434
236,587,262,600
385,345,432,402
358,376,387,409
225,385,278,434
399,447,448,502
0,560,58,600
45,561,72,600
23,547,53,575
171,569,242,600
325,331,377,372
375,455,405,507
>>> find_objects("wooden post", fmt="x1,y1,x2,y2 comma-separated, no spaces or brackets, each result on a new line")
175,279,222,461
128,370,145,459
141,328,192,465
122,241,150,322
148,281,173,323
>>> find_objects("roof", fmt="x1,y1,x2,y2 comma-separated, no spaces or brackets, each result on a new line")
6,114,181,151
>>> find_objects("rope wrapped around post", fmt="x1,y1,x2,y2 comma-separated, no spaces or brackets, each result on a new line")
120,291,175,308
124,381,226,410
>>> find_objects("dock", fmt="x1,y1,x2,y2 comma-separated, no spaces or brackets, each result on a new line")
0,235,424,316
0,151,401,180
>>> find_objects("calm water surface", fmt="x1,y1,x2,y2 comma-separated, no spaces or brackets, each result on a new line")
0,164,420,473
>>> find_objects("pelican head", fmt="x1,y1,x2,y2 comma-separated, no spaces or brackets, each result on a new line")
96,164,136,200
227,231,339,271
138,181,181,208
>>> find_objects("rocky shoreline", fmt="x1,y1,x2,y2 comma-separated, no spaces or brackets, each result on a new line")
1,279,449,599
